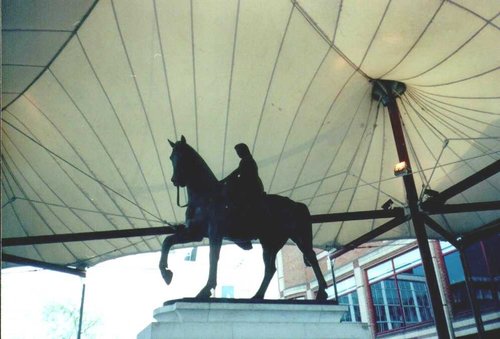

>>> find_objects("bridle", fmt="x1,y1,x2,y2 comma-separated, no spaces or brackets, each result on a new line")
172,146,189,208
176,185,188,208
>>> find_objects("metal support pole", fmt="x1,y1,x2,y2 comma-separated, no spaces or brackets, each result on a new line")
77,279,87,339
330,257,339,302
330,216,409,259
3,225,176,246
459,250,485,338
461,219,500,248
422,215,460,249
374,80,451,339
1,253,86,277
421,159,500,209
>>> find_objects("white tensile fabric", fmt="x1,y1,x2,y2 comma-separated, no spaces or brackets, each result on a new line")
2,0,499,268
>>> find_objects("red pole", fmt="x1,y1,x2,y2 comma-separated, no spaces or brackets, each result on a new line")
375,80,451,339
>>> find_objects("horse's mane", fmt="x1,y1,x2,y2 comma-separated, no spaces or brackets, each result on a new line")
181,142,219,184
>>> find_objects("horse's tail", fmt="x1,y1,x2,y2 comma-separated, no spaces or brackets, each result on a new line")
295,201,312,235
295,202,313,267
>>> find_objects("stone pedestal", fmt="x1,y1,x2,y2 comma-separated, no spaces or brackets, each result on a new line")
138,298,370,339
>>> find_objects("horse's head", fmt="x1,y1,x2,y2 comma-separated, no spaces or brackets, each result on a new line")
168,135,218,192
168,135,191,188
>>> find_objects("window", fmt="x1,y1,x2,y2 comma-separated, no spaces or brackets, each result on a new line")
221,285,234,298
184,247,198,262
466,238,499,312
370,279,404,332
333,276,361,322
483,234,500,305
442,249,470,316
442,234,500,317
367,248,434,334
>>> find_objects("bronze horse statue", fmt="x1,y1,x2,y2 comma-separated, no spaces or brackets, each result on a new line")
159,136,328,300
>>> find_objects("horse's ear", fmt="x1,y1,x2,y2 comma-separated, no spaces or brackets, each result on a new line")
168,139,175,148
180,135,186,144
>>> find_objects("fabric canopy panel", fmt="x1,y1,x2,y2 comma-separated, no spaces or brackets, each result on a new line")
1,0,97,107
2,0,499,269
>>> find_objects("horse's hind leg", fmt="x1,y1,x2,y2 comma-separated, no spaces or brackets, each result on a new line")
252,240,285,299
294,239,328,300
305,247,328,300
292,204,328,300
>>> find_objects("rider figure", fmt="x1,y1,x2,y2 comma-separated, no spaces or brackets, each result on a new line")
223,143,265,218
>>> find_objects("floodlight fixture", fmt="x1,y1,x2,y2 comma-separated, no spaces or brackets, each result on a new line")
423,189,440,198
381,199,394,211
394,161,410,177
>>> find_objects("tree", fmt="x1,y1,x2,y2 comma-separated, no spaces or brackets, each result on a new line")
43,303,98,339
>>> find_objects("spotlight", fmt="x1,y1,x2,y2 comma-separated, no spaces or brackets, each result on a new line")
381,199,394,211
423,189,439,198
394,161,410,177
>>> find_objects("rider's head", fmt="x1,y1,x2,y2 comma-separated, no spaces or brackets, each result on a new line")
235,143,251,159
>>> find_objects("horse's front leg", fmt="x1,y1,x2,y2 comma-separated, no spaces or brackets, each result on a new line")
196,235,222,298
159,227,201,285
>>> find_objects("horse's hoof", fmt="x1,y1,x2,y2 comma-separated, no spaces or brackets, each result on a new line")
316,290,328,301
161,269,173,285
195,287,213,299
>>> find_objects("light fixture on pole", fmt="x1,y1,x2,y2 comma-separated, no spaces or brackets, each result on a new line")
423,188,440,198
381,199,394,211
394,161,410,177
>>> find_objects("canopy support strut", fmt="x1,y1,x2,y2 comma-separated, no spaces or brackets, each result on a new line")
3,210,404,247
330,216,410,259
2,253,86,277
373,79,451,339
422,214,461,249
421,159,500,210
2,225,177,246
460,219,500,248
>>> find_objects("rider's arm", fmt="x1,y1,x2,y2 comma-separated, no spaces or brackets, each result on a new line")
221,167,240,183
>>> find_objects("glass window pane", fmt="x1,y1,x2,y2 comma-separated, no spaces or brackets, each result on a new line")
465,243,488,278
440,241,456,255
483,234,500,277
443,250,472,315
483,234,500,311
371,269,436,333
337,276,356,295
338,290,361,323
354,305,361,322
393,248,422,273
411,265,425,277
221,285,234,298
419,306,433,322
371,278,404,333
368,261,393,283
465,240,498,312
444,251,465,284
389,305,403,323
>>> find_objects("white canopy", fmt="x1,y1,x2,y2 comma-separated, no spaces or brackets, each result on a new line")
2,0,499,269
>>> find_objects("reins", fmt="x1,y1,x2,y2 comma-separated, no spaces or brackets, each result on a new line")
172,140,217,208
176,186,189,208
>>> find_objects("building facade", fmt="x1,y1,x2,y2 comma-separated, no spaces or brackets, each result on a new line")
276,234,500,338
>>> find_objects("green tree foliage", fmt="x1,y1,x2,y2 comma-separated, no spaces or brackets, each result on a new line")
43,303,98,339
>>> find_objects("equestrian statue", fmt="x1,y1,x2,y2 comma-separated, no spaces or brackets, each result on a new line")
159,135,328,300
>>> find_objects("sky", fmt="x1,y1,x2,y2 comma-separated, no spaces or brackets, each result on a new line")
1,244,279,339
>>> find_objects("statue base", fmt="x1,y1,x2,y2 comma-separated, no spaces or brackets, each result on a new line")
137,298,369,339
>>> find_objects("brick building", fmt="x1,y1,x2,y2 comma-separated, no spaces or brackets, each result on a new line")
276,235,500,338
